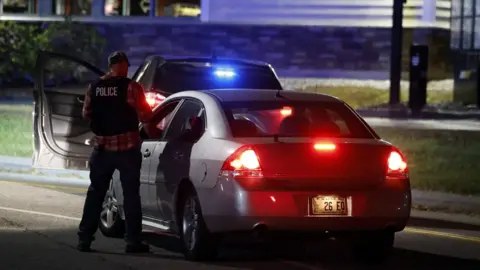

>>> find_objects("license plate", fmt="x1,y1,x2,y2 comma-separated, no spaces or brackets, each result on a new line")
310,195,348,216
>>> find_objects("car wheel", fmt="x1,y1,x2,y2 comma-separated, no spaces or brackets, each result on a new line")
351,230,394,263
178,187,218,261
99,180,125,238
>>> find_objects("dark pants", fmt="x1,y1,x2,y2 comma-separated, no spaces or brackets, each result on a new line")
78,144,143,245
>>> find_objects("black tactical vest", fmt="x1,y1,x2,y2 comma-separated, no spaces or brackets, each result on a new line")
90,77,139,136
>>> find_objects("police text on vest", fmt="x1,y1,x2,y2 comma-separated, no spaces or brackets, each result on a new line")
96,87,118,96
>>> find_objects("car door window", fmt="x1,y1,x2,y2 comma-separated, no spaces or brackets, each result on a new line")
164,100,205,141
141,100,181,140
132,61,149,80
137,61,152,88
34,51,105,171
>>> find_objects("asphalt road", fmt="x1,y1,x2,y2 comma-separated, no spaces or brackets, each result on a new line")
0,181,479,270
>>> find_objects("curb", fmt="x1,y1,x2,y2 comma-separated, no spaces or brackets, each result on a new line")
0,172,89,188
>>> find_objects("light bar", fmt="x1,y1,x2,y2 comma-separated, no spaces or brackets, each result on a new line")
214,69,236,78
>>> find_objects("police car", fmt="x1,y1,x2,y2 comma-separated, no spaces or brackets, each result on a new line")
32,51,283,169
133,55,284,108
32,53,411,262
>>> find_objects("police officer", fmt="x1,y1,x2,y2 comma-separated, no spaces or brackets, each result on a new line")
77,51,153,253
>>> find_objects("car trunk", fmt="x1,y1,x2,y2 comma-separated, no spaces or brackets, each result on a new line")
252,141,392,189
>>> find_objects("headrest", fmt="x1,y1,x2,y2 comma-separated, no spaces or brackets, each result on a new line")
231,119,260,136
278,115,310,136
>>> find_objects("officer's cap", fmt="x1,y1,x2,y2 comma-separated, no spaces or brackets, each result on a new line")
108,51,130,67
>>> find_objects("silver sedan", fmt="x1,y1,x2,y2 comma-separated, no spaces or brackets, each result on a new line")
33,88,411,262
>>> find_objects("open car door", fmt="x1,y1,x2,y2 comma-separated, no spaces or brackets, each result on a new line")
33,51,106,171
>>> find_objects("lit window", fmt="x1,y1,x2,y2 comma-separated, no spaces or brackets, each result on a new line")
157,0,200,17
474,18,480,49
2,0,35,14
464,0,473,17
462,18,473,50
52,0,91,15
105,0,150,16
72,0,92,15
130,0,151,16
451,0,461,17
103,0,201,17
451,19,461,49
104,0,123,16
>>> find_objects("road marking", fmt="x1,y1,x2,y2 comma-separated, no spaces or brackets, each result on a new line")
405,227,480,243
0,206,81,221
0,180,88,191
1,183,479,246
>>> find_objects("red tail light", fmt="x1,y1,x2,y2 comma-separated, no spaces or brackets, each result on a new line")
386,149,408,179
219,146,264,188
145,92,165,108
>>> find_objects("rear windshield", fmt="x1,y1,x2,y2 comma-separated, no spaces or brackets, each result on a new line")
222,101,374,139
153,62,282,93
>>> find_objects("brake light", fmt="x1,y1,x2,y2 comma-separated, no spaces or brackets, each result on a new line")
314,142,336,151
386,150,408,179
219,146,264,184
145,92,165,108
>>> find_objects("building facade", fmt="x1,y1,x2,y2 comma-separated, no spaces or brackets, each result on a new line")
450,0,480,104
2,1,469,100
0,0,451,27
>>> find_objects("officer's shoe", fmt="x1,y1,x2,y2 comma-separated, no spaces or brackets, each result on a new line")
125,242,151,253
77,241,93,252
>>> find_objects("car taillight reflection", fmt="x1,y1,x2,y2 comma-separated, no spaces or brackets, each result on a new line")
145,92,165,108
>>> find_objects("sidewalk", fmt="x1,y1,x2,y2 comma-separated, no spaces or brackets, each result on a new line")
0,155,479,224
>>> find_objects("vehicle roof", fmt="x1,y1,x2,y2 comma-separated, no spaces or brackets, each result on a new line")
145,55,271,67
205,89,343,103
169,89,343,103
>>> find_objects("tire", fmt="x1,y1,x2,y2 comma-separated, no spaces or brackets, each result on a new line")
99,180,125,238
178,187,218,261
351,230,395,263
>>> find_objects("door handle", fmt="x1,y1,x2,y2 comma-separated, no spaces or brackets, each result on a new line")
143,149,151,158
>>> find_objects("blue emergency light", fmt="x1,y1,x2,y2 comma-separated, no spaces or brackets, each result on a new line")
214,68,236,78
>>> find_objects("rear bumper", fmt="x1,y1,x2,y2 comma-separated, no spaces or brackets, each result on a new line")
197,177,411,234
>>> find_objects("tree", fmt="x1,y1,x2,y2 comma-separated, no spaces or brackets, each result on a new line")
0,17,106,86
0,21,49,82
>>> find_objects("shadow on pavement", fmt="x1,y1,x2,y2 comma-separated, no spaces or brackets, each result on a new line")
0,225,479,270
141,231,480,270
408,217,480,231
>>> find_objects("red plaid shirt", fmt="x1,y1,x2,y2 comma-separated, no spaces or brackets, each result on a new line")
82,73,153,151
